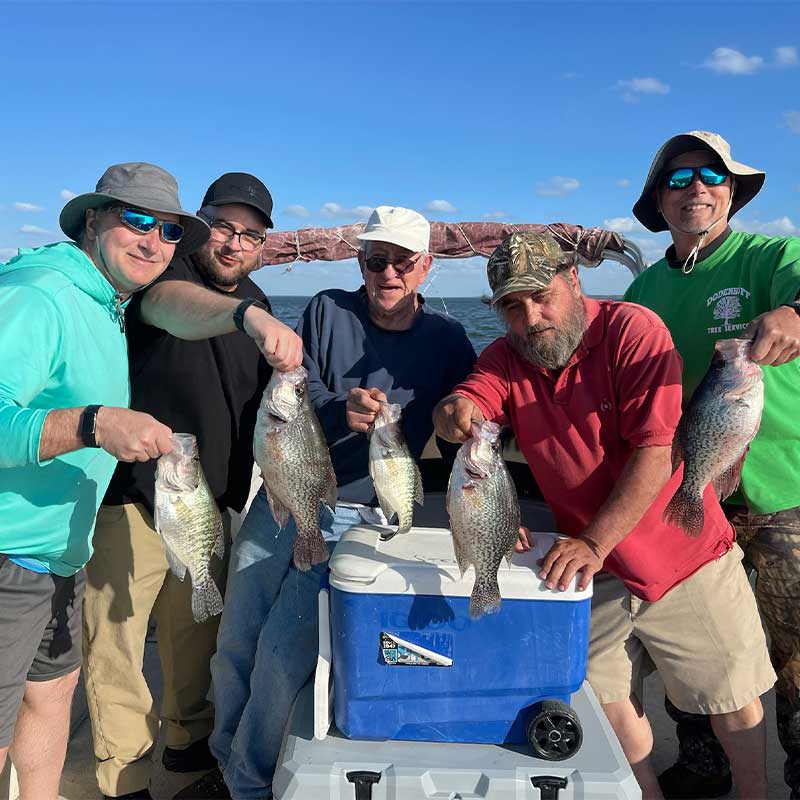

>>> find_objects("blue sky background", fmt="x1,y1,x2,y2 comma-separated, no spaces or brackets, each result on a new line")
2,0,798,297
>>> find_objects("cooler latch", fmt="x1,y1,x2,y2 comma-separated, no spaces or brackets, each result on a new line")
347,769,382,799
531,775,568,800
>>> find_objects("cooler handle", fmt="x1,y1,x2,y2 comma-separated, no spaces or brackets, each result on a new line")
346,770,381,800
530,775,568,800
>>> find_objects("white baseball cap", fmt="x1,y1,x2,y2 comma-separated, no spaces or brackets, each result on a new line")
356,205,430,253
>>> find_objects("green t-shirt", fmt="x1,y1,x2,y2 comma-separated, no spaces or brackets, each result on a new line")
624,229,800,515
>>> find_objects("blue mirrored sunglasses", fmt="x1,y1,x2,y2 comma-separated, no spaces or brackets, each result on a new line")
661,165,729,191
116,207,184,243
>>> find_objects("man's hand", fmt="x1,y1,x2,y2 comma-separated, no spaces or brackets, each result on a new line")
346,387,387,433
515,526,533,553
745,305,800,366
95,407,174,462
433,394,484,443
243,306,303,372
538,536,605,592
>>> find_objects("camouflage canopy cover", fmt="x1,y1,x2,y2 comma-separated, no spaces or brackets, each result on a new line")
258,221,626,268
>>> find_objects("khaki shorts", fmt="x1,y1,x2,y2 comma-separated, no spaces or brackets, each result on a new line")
587,544,776,714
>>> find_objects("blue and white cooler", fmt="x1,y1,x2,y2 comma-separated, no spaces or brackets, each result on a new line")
328,525,592,759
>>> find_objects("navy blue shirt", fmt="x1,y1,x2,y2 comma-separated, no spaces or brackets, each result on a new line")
297,288,476,505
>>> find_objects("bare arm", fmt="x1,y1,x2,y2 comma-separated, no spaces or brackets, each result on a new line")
39,407,174,462
539,445,672,591
140,281,302,371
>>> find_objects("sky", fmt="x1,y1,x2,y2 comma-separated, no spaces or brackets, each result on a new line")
2,0,798,298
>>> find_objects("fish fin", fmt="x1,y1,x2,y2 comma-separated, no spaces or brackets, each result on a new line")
469,568,502,619
670,432,685,474
414,462,424,506
263,483,291,529
212,514,226,561
662,487,705,537
380,527,398,542
163,542,188,581
293,514,330,572
190,574,224,623
324,469,338,511
712,452,747,501
450,534,470,576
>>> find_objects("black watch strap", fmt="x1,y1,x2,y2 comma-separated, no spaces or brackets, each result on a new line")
233,299,268,332
781,300,800,316
80,405,103,448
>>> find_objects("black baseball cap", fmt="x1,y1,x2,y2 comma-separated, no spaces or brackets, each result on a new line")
201,172,274,229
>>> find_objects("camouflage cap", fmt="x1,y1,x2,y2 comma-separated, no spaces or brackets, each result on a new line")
487,231,572,305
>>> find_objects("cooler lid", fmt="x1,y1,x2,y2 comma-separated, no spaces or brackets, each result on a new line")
328,526,592,601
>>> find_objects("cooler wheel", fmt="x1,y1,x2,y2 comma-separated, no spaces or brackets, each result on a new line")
527,699,583,761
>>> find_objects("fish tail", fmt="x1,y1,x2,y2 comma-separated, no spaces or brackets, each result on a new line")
469,570,502,619
191,576,224,623
293,526,329,572
662,488,705,537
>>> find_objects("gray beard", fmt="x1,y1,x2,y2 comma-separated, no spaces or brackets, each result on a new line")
507,299,587,370
193,248,252,288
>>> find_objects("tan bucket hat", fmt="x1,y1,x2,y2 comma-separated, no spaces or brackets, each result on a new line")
487,231,574,305
632,131,765,232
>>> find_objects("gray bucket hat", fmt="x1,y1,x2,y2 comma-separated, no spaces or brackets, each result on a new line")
487,231,574,305
632,131,765,233
59,162,210,257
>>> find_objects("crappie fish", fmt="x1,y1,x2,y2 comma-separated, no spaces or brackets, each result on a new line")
663,338,764,536
155,433,225,623
369,402,423,541
447,420,520,619
254,367,338,571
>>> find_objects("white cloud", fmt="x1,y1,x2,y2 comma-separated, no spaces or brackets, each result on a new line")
617,77,670,102
704,47,763,75
783,110,800,134
60,189,78,201
774,46,798,67
424,199,457,214
319,202,373,221
14,202,43,212
19,224,53,235
536,176,579,197
482,210,508,220
731,216,798,236
617,179,631,189
283,204,310,218
561,72,578,80
602,216,646,234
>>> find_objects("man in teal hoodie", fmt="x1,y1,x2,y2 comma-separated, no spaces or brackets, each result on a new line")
0,163,209,800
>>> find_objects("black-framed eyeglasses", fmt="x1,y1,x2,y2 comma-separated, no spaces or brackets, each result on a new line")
113,207,184,244
364,252,422,275
660,164,729,191
202,217,266,252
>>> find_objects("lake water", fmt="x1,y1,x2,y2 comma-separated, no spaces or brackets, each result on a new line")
270,294,622,354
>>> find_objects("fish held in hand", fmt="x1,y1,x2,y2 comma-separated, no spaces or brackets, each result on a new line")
369,402,423,541
447,420,520,619
664,338,764,536
254,366,338,571
155,433,225,623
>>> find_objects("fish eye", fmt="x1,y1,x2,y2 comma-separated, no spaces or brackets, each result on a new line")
294,385,305,397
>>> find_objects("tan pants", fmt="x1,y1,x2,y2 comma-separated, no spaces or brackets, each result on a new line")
82,503,228,796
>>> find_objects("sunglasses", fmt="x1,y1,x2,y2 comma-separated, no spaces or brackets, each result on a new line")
364,253,422,275
660,164,729,191
114,207,184,244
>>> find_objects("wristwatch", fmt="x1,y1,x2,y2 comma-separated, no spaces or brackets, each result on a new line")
80,405,103,448
233,299,268,332
781,300,800,316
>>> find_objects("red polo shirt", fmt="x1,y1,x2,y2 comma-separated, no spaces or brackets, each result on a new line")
454,298,733,601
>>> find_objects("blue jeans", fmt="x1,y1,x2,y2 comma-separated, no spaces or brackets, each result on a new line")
209,488,360,800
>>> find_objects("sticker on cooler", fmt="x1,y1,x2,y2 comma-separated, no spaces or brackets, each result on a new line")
380,632,453,667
